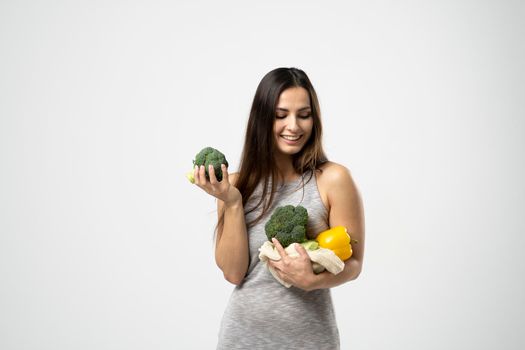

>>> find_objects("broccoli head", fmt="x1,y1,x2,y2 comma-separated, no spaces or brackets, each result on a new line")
192,147,229,181
264,205,309,247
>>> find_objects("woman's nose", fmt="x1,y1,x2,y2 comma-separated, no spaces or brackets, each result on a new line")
286,116,300,132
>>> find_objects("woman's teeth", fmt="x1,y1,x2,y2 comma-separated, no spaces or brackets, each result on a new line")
281,135,301,141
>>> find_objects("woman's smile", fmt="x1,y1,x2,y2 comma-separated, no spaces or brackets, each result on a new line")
280,134,303,143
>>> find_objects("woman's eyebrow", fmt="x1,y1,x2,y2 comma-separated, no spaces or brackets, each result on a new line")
276,106,311,112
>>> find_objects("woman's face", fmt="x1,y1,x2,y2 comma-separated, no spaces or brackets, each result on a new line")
273,87,313,157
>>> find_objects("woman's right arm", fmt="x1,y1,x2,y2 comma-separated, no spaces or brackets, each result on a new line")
194,164,249,285
215,186,249,285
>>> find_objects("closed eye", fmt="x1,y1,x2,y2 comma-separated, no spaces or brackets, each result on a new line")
275,114,311,119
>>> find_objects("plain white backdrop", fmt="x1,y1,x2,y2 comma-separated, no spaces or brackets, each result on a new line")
1,0,524,349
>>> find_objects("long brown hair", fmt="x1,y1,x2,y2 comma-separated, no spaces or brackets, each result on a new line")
216,67,328,237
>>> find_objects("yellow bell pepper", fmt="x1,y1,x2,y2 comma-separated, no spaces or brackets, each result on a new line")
316,226,354,261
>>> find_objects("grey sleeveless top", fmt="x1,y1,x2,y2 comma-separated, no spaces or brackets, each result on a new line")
216,171,340,350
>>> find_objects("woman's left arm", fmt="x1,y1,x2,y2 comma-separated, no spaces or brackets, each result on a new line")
309,164,365,290
267,164,365,291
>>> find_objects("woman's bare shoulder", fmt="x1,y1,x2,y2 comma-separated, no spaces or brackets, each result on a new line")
317,161,354,183
315,161,355,210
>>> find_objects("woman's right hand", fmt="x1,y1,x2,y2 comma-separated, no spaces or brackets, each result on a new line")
193,164,241,206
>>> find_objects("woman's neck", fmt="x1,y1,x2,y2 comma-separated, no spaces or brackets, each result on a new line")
274,154,299,182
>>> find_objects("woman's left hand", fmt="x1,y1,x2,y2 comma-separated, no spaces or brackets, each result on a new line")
267,238,318,291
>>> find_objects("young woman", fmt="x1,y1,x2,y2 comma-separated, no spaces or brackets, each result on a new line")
193,67,365,349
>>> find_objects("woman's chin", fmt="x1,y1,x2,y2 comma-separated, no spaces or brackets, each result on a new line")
276,144,304,155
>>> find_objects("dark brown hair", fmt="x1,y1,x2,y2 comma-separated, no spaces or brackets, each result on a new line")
216,67,328,237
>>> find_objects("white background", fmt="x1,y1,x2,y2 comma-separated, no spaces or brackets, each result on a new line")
1,0,524,349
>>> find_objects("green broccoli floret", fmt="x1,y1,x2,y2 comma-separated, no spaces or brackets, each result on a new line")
192,147,229,182
265,205,309,247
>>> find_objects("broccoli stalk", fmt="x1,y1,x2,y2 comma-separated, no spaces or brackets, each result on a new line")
265,205,309,248
300,240,319,250
186,147,229,183
186,171,195,184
